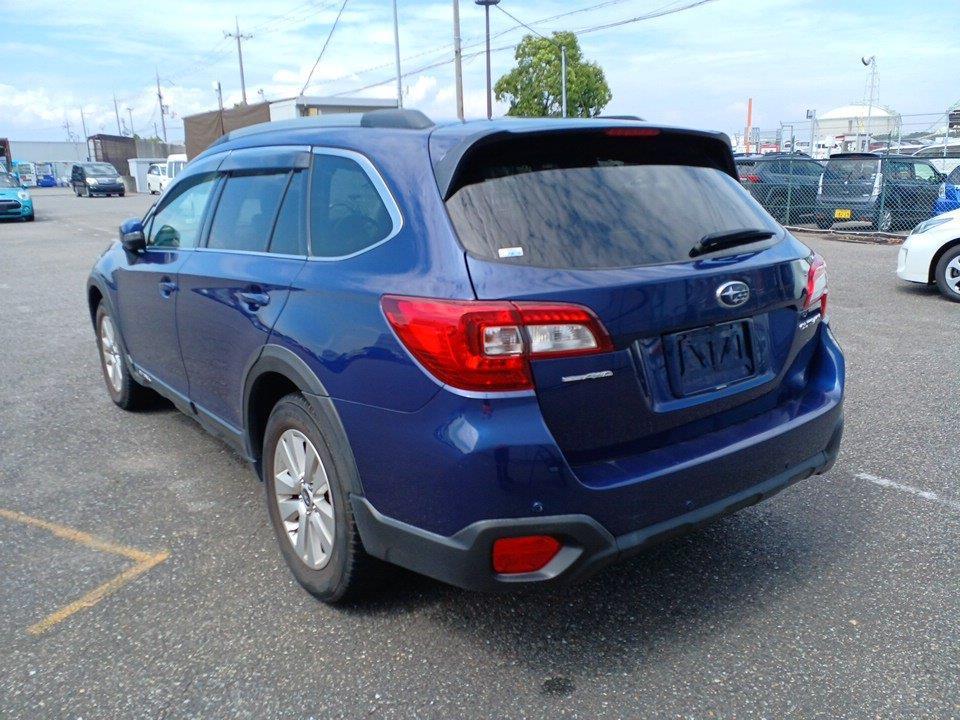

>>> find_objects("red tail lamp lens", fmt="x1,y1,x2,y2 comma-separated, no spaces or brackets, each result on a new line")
381,296,612,392
804,253,828,315
492,535,562,574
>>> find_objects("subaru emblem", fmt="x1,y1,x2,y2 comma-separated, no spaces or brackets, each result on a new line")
716,281,750,308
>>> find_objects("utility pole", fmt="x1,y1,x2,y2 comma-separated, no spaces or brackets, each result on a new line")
79,107,89,140
225,17,252,104
476,0,500,120
215,80,226,135
453,0,464,120
392,0,403,108
155,69,168,143
113,94,123,135
127,107,135,137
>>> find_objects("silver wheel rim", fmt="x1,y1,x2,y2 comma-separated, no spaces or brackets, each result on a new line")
99,315,123,393
273,429,336,570
945,257,960,294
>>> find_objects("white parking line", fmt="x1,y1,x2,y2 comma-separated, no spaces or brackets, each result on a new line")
855,472,960,512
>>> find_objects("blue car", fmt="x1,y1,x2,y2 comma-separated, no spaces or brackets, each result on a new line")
0,172,34,221
87,110,844,602
934,165,960,216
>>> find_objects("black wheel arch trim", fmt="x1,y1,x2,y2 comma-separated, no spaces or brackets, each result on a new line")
243,343,364,496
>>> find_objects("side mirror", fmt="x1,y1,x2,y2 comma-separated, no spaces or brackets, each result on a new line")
119,217,146,252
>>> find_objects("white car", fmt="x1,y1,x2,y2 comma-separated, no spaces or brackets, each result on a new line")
896,209,960,301
146,163,167,194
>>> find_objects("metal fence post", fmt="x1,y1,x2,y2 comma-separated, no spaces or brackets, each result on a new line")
785,158,794,224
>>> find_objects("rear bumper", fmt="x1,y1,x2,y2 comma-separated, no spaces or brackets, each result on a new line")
353,411,843,592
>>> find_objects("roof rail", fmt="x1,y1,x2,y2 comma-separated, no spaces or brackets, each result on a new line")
211,108,435,147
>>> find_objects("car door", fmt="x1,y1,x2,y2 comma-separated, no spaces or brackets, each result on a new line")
176,146,310,435
113,166,220,399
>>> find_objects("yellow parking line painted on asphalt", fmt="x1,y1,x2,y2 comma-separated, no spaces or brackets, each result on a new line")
0,507,170,636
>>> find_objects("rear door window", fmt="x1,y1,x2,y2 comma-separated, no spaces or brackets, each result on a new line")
445,139,778,269
207,172,289,252
268,170,307,255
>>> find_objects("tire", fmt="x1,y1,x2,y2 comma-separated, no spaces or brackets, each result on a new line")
119,191,125,197
94,302,155,410
25,213,34,222
876,208,893,232
262,393,388,603
934,245,960,302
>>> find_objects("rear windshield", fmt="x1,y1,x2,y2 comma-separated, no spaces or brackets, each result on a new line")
824,158,879,182
947,166,960,185
445,135,779,269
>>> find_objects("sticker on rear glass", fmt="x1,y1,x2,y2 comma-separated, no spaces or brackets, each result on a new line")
498,247,524,258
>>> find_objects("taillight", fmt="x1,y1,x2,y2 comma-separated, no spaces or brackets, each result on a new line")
741,173,761,184
804,253,828,316
871,172,883,198
605,127,660,137
939,182,947,200
817,174,823,196
492,535,562,574
380,295,613,392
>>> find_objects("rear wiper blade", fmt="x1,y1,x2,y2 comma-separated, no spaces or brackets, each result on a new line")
689,228,777,258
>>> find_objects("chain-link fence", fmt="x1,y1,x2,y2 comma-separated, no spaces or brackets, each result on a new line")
735,111,960,235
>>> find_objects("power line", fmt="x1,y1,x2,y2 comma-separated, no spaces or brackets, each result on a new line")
300,0,350,96
332,0,718,98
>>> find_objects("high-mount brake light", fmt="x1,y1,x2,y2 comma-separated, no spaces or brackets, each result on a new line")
605,127,661,137
380,296,613,392
804,253,828,317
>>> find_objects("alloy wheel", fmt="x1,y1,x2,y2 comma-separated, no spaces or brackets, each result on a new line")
273,429,336,570
945,256,960,295
99,315,123,393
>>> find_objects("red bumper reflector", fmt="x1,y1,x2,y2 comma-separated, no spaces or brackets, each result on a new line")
492,535,562,574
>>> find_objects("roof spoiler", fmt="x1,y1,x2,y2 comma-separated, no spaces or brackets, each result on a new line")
432,126,736,200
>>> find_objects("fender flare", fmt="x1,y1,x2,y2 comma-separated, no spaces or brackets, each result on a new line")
242,343,364,497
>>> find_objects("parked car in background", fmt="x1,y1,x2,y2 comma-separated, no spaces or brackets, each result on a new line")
71,162,125,198
736,153,823,224
911,141,960,176
934,165,960,216
12,161,36,187
146,162,167,194
897,208,960,301
87,111,844,603
815,153,943,231
0,172,34,221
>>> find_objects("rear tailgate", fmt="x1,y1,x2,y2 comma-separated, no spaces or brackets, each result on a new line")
441,126,820,464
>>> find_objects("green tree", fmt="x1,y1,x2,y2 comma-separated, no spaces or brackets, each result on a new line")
494,32,612,118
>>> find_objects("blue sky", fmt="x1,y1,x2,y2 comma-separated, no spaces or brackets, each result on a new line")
2,0,958,142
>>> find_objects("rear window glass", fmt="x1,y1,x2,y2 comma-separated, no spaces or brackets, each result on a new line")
445,137,779,269
824,158,879,182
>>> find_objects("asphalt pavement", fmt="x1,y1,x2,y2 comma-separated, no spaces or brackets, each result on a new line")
0,187,957,719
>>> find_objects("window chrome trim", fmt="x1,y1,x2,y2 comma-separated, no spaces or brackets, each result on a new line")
307,146,404,262
192,247,307,260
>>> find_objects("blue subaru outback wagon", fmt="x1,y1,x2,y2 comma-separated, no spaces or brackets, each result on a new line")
87,110,844,602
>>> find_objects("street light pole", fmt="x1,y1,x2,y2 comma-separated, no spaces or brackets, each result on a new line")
476,0,500,120
453,0,464,120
